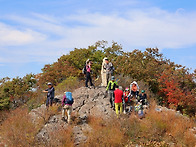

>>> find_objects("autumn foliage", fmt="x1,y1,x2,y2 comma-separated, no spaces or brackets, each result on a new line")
0,40,195,116
158,68,196,115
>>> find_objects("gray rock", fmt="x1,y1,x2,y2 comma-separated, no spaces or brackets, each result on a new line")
30,87,115,145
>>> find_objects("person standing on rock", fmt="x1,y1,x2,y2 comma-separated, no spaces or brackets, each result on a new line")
42,82,55,109
101,57,107,87
114,86,124,118
85,60,94,88
62,92,74,124
102,57,114,86
106,76,118,109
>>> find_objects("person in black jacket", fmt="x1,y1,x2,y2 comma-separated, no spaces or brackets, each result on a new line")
43,82,55,108
138,90,147,105
106,76,118,108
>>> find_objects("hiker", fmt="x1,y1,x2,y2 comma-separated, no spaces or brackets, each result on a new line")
102,58,114,85
106,76,118,108
130,81,139,98
123,87,131,114
138,90,147,105
134,101,144,118
85,60,94,88
42,82,55,109
114,86,124,118
101,57,107,87
62,92,74,124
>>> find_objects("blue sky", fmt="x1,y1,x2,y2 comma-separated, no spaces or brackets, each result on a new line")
0,0,196,79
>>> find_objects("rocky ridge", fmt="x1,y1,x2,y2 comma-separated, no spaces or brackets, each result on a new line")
29,87,115,145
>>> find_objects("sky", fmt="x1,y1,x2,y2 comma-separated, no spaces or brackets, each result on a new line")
0,0,196,79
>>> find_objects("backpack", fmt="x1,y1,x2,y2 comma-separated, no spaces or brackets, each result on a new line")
82,65,87,74
65,92,74,105
109,63,115,72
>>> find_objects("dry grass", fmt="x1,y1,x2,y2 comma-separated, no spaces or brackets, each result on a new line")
47,126,74,147
0,105,63,147
0,100,195,146
81,102,195,147
0,108,39,146
83,116,127,147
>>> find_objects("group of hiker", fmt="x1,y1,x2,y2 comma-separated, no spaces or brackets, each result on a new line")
43,57,148,123
84,57,148,117
42,82,74,124
106,76,148,118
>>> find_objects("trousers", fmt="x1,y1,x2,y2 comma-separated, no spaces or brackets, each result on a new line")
115,103,123,117
62,105,72,123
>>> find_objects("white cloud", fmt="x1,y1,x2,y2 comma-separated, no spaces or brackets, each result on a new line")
1,7,196,64
0,22,47,46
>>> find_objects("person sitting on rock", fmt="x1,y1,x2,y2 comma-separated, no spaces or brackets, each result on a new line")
114,86,124,118
62,92,74,124
130,81,139,98
134,101,144,118
106,76,118,109
138,90,147,105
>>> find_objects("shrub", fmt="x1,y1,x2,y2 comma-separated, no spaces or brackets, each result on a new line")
55,76,83,95
48,126,74,147
83,103,195,146
0,108,38,146
83,116,127,147
0,105,61,146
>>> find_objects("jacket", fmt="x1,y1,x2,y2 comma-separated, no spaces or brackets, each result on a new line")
106,81,118,91
45,87,55,99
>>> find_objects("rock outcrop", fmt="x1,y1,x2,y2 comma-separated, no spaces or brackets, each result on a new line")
30,87,115,145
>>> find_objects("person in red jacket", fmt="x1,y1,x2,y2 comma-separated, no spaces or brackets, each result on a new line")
114,86,124,118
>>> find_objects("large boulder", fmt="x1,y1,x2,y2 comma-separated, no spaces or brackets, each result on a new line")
34,86,115,145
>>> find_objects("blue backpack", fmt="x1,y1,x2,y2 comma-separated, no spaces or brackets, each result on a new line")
65,92,74,104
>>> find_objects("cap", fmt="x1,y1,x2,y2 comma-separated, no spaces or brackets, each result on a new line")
47,82,52,85
125,87,129,91
111,76,115,80
141,90,145,93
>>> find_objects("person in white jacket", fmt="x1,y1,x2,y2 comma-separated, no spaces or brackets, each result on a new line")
130,81,139,98
101,57,107,87
101,57,114,86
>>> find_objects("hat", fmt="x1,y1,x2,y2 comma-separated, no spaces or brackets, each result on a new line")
132,81,137,84
141,90,145,93
47,82,52,85
111,76,115,80
125,87,129,91
104,57,108,60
